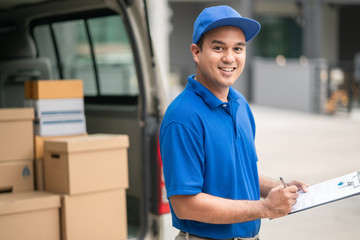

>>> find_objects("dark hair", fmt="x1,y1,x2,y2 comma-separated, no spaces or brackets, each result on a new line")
196,34,205,51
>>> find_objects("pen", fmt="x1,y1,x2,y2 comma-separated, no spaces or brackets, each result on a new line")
280,177,287,188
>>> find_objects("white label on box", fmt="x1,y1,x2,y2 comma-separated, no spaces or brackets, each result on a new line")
25,98,84,118
35,115,87,137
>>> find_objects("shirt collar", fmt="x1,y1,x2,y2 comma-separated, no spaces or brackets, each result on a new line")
186,75,241,109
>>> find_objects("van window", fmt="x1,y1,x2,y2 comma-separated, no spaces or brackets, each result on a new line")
33,13,139,99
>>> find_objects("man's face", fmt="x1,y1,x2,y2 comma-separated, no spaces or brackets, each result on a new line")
191,26,246,95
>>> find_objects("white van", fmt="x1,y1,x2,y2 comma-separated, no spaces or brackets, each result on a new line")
0,0,174,239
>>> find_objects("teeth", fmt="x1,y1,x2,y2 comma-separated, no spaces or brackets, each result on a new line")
220,67,234,72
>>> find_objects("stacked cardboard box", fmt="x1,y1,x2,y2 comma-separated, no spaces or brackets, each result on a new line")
24,79,86,137
44,134,129,240
0,108,34,192
0,82,129,240
0,108,61,240
33,134,86,190
24,79,87,190
0,192,61,240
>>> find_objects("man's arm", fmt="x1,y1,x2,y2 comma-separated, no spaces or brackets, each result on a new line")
170,184,299,224
259,174,280,198
170,175,309,224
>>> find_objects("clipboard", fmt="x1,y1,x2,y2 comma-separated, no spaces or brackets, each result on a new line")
290,171,360,214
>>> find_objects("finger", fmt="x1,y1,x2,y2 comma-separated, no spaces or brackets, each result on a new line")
275,184,285,190
285,185,299,193
300,183,309,192
272,184,285,193
290,180,309,192
295,191,299,198
290,191,299,199
288,191,299,201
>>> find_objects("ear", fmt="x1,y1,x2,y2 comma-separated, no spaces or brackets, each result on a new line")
190,43,201,64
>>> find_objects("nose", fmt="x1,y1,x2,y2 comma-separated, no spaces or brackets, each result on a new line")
222,49,235,63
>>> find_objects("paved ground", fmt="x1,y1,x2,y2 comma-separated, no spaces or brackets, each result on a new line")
252,105,360,240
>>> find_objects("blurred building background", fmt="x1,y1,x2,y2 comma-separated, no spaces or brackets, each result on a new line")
147,0,360,115
146,2,360,239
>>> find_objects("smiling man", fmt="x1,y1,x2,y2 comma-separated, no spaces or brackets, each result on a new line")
160,5,308,240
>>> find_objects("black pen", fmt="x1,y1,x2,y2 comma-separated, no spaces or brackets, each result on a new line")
279,177,287,188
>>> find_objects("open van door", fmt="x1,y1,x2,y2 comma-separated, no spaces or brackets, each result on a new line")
0,0,173,239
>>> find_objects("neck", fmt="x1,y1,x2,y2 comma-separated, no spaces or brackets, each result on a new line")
194,75,229,102
216,93,229,102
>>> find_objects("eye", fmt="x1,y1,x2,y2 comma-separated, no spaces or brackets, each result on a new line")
213,46,223,51
234,47,243,52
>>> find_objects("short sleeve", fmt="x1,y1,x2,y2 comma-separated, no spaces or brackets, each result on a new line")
160,122,204,198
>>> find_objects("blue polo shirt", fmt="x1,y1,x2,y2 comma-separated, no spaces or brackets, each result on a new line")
159,75,260,239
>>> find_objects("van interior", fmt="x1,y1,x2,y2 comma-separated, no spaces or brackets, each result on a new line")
0,0,164,239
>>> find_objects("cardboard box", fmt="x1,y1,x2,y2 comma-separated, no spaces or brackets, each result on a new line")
34,115,87,137
25,98,84,118
0,160,34,193
34,159,44,190
34,134,89,191
34,134,88,159
0,108,34,162
44,134,129,195
25,79,83,99
62,189,127,240
0,191,61,240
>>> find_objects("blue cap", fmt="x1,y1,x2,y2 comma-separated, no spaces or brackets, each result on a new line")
192,5,261,44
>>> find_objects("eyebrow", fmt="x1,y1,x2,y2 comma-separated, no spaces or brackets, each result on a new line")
211,40,246,46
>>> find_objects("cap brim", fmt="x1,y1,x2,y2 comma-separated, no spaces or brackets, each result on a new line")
202,17,261,42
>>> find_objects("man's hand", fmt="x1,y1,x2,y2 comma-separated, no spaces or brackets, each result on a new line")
287,179,309,193
262,184,299,218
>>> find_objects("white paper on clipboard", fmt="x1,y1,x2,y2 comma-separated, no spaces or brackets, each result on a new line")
290,171,360,214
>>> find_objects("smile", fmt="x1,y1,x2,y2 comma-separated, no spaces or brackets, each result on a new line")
219,67,236,72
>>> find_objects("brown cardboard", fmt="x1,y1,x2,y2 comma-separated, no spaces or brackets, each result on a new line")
61,189,127,240
0,160,34,193
44,134,129,195
45,133,129,152
0,191,61,240
34,134,87,191
34,159,44,190
35,134,87,159
25,79,83,99
0,108,34,162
